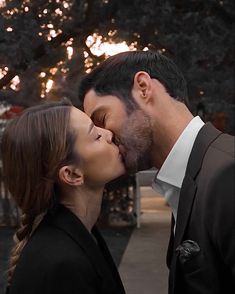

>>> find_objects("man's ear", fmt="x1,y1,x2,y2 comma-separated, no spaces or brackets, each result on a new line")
132,71,153,107
58,166,84,187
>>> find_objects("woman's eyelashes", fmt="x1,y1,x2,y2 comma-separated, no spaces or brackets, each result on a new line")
96,134,102,140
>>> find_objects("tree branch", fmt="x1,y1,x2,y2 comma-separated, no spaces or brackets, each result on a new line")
0,0,97,90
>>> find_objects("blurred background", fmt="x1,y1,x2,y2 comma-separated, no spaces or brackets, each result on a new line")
0,0,234,293
0,0,234,133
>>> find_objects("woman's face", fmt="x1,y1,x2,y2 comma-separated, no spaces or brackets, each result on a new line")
70,107,125,186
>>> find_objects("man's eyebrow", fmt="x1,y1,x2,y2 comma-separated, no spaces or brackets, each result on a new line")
88,121,94,134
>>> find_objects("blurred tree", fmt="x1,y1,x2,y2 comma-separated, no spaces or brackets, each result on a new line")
0,0,234,132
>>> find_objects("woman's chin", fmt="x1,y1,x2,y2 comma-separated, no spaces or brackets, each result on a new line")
115,169,126,180
119,164,127,176
107,168,126,184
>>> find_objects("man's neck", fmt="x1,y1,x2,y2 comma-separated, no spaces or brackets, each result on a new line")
151,104,193,169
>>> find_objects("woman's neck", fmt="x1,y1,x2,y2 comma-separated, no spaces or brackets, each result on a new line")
60,185,104,232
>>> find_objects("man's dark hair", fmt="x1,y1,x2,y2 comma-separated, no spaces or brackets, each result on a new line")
78,50,189,110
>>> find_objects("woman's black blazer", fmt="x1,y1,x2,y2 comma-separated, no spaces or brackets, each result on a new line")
7,204,126,294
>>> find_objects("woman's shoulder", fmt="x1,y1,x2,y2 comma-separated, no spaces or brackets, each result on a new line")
14,218,96,276
8,221,100,294
17,205,103,269
25,215,83,258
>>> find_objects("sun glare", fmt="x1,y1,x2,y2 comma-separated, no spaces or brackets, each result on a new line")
85,33,138,57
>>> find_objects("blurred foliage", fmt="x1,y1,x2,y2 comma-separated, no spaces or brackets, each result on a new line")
0,0,234,118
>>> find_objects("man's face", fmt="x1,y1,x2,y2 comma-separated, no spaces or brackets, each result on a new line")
83,90,153,173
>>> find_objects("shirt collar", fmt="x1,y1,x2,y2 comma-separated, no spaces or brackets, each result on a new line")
154,116,205,189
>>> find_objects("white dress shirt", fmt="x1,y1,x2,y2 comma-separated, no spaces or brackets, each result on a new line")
152,116,205,226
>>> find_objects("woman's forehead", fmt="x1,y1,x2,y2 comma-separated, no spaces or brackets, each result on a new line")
69,107,92,132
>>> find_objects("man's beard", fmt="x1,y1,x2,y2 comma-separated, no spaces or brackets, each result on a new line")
119,109,153,173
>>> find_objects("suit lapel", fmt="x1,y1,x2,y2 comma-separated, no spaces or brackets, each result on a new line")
168,175,197,292
169,123,222,293
174,122,221,249
174,175,197,248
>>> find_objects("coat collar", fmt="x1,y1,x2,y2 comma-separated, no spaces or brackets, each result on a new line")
46,204,117,280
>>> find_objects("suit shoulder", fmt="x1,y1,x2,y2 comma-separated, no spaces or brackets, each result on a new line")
200,133,234,175
210,133,234,159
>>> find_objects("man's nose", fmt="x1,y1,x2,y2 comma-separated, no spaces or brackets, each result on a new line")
104,129,113,144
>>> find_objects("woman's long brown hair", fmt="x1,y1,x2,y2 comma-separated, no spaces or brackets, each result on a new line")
1,98,77,284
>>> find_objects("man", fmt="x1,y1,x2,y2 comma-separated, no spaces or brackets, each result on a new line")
78,50,235,294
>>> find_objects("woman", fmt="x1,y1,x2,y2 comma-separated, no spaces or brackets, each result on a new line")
2,99,126,294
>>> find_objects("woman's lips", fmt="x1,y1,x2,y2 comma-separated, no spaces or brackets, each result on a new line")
118,144,126,158
113,137,126,161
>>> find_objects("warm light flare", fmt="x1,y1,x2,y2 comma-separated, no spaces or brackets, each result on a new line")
41,77,54,98
47,24,54,29
85,34,137,57
84,51,89,58
67,46,73,59
55,8,63,15
1,69,20,91
10,75,20,91
45,79,54,93
39,72,46,78
63,1,69,9
0,67,8,79
49,68,58,75
47,29,61,41
49,29,57,38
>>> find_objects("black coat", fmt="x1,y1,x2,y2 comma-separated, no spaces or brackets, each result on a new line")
168,123,235,294
7,204,126,294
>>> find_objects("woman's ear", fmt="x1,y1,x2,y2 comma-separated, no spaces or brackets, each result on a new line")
59,166,84,187
132,71,153,107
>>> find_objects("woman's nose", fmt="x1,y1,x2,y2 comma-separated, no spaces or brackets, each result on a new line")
102,128,113,144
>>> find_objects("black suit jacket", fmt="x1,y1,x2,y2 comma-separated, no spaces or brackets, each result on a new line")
167,123,235,294
7,204,126,294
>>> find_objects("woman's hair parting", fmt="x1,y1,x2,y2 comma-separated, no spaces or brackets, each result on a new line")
1,98,77,284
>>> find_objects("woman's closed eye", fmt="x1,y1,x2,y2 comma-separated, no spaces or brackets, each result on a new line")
96,134,102,140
